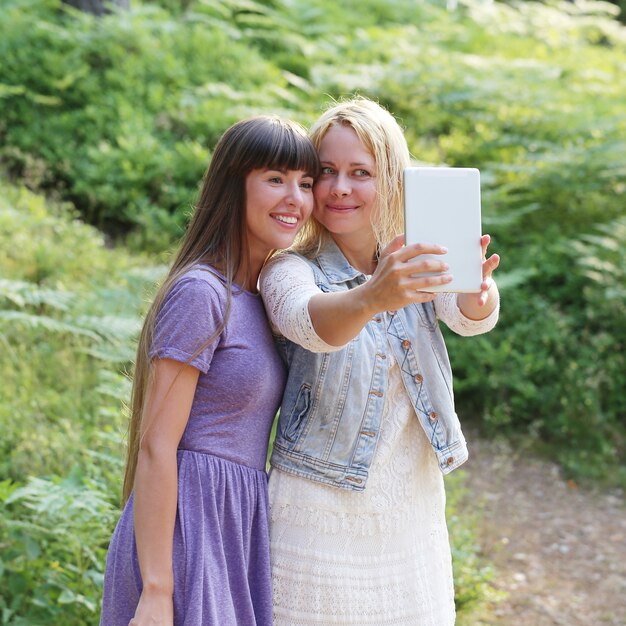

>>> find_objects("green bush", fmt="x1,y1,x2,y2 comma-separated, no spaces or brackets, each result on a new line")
0,0,296,247
0,181,161,479
447,221,626,482
0,474,118,625
2,0,626,621
0,180,165,623
446,471,499,622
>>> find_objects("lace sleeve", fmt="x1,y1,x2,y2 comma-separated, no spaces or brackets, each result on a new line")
259,254,343,353
434,291,499,337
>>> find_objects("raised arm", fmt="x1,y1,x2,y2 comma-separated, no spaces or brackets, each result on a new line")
260,254,341,353
261,236,454,349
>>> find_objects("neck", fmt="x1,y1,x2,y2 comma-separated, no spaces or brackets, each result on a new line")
331,232,377,275
234,252,267,293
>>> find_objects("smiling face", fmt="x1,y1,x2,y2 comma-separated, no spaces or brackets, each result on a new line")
245,168,314,264
313,124,378,251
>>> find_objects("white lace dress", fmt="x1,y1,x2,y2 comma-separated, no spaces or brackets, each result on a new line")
259,255,499,626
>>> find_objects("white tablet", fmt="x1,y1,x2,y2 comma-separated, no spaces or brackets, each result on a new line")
403,166,482,293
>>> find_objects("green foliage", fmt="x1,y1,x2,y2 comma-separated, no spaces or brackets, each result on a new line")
0,473,118,625
0,180,165,623
447,214,626,483
1,0,626,622
0,182,159,479
0,0,289,248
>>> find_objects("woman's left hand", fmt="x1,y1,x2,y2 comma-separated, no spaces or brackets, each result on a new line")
477,234,500,306
457,234,500,319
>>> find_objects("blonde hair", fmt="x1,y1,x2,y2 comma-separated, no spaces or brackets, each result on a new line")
295,96,410,256
121,116,319,505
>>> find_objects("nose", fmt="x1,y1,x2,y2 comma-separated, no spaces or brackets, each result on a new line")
287,182,304,207
330,173,351,197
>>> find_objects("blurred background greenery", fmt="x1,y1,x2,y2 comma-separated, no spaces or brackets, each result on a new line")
1,0,624,622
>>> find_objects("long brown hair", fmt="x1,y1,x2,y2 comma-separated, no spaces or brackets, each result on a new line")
122,116,319,504
296,96,410,257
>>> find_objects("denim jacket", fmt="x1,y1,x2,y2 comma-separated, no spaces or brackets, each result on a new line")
270,240,470,492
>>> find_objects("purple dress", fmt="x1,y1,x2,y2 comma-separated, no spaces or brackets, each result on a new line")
100,266,286,626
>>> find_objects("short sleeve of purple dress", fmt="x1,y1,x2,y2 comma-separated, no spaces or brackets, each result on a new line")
100,266,286,626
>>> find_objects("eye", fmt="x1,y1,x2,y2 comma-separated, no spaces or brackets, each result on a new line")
300,180,314,190
321,166,335,175
268,176,283,184
354,169,371,177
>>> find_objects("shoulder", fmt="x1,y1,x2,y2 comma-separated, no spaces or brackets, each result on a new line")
163,266,227,314
261,251,315,281
176,265,225,294
267,249,315,267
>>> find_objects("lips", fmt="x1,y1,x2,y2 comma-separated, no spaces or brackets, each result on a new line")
325,204,358,212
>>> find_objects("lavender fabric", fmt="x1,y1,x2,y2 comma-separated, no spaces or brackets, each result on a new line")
100,266,286,626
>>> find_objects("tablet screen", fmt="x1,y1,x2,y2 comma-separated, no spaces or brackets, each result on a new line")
403,167,482,293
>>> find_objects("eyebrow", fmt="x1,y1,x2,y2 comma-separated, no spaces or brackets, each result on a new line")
266,168,315,178
320,161,373,167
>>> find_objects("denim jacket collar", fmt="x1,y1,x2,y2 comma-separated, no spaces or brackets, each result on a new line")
316,238,367,284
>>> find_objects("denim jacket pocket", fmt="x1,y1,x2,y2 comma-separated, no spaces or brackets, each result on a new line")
282,383,312,444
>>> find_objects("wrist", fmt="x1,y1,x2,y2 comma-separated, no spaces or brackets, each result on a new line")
356,281,381,319
141,576,174,596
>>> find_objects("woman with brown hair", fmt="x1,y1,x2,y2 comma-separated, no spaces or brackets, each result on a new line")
100,116,319,626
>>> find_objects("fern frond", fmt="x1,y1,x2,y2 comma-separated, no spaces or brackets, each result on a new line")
0,279,75,310
0,311,100,340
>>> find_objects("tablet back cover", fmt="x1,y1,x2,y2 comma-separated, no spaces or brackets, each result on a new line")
404,167,482,293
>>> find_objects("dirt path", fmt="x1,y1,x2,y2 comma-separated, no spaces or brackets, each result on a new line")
459,435,626,626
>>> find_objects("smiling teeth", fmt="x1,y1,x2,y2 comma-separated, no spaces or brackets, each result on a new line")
274,215,297,224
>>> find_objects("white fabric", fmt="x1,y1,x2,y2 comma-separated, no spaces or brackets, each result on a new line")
260,254,498,625
260,255,340,352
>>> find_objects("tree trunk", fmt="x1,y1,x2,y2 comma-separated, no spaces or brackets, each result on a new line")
62,0,129,16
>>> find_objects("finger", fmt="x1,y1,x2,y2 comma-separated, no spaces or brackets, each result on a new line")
396,242,448,262
379,234,405,259
480,234,491,259
412,273,454,291
407,257,450,276
413,291,438,303
482,253,500,278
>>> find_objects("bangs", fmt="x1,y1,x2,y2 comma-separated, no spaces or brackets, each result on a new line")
243,118,320,178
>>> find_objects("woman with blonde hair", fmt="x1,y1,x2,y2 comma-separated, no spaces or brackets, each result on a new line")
100,115,319,626
260,97,500,625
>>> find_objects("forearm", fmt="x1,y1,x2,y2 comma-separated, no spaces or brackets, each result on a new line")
307,285,377,347
133,445,178,595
